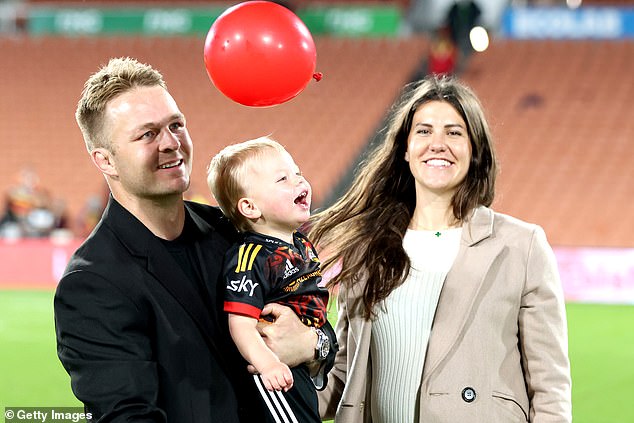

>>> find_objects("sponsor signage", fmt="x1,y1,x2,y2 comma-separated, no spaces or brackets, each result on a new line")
4,240,633,305
298,5,401,36
27,5,403,36
501,6,634,39
556,247,634,304
28,7,226,35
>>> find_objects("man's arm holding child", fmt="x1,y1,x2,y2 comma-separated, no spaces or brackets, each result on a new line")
257,302,339,391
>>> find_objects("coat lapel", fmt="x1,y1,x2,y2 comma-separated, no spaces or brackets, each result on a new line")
105,198,220,351
422,206,504,379
340,275,374,410
187,207,235,335
146,242,218,343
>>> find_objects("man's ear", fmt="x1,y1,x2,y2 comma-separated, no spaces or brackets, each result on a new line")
237,197,262,220
91,148,118,177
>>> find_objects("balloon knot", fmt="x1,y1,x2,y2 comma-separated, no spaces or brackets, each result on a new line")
312,72,323,82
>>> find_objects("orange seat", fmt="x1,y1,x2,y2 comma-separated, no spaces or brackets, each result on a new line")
461,39,634,247
0,35,428,233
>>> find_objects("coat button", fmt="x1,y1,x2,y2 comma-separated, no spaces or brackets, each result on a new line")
461,387,476,403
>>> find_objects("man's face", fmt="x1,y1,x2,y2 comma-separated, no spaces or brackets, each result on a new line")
99,86,193,202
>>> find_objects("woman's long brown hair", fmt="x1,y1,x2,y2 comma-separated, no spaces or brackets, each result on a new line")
309,75,497,319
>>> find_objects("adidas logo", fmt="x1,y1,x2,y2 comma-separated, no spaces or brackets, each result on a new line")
283,259,300,278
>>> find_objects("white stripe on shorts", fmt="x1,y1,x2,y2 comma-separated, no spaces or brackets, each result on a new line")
253,374,299,423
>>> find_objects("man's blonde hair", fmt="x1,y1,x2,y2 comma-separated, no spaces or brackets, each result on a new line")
76,57,167,152
207,136,286,232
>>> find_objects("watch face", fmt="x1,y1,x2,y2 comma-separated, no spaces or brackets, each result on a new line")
321,343,330,358
315,328,329,360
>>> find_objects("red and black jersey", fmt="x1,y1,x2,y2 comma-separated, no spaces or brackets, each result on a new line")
223,231,328,328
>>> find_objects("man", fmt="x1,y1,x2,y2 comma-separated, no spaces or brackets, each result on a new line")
54,57,331,422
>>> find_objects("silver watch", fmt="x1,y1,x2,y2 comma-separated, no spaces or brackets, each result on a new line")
314,327,330,361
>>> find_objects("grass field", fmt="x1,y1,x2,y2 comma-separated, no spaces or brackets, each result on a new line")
1,290,633,422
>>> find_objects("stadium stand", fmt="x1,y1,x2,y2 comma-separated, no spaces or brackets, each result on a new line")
0,35,429,234
460,39,634,247
3,3,633,248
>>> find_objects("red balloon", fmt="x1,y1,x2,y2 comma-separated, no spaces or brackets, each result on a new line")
204,1,317,107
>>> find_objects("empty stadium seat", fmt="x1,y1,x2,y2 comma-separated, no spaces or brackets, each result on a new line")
460,39,634,247
0,35,428,232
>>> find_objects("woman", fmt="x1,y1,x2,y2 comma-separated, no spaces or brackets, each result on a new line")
310,76,572,422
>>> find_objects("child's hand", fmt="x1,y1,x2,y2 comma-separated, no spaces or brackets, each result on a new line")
259,361,294,391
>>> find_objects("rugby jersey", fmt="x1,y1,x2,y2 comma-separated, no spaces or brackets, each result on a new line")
223,231,328,328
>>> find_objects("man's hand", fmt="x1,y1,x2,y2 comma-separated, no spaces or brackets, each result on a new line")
255,303,317,369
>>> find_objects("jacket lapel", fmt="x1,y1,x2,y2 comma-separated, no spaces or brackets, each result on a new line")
105,198,219,351
187,207,234,335
422,206,504,380
146,243,218,343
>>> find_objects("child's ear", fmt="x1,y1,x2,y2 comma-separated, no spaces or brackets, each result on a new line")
237,197,262,220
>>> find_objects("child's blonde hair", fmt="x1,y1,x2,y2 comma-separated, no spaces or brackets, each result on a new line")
207,136,287,232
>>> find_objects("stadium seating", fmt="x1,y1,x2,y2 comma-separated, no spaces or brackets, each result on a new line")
0,35,429,227
460,39,634,247
3,31,633,248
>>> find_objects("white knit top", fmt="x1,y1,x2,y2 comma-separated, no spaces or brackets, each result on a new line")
370,228,462,423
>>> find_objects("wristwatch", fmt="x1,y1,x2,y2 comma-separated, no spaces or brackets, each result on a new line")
314,327,330,361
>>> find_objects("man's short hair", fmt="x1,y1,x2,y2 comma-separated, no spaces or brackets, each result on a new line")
76,57,167,152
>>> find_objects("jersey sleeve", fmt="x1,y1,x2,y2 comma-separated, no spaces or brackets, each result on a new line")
223,242,270,320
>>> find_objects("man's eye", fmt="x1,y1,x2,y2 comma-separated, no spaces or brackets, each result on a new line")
169,122,184,132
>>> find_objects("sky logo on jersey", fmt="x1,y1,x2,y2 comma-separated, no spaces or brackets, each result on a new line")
227,275,259,297
235,243,263,273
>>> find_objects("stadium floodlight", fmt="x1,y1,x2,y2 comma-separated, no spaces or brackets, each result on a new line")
469,26,489,53
567,0,583,10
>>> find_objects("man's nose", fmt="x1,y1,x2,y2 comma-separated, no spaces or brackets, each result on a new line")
159,130,181,151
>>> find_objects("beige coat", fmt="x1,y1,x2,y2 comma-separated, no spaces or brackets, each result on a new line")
319,207,572,422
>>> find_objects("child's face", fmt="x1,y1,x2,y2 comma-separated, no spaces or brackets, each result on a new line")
240,147,312,237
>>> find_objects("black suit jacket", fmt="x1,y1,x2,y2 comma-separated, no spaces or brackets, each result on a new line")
54,197,258,422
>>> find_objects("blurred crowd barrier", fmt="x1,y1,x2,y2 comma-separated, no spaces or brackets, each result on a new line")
0,237,82,289
2,237,633,303
0,167,108,240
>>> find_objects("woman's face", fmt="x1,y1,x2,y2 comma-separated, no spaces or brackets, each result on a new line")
405,100,472,199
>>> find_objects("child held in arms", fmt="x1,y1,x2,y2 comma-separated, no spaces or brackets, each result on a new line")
207,136,334,423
